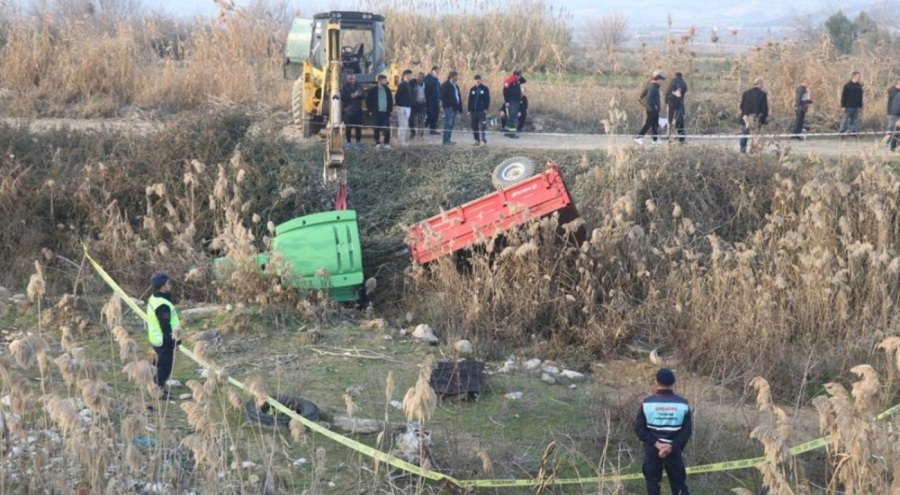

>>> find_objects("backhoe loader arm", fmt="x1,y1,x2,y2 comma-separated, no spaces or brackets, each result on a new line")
323,20,347,200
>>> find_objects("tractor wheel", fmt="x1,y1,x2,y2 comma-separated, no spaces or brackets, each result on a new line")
492,156,536,190
291,78,312,138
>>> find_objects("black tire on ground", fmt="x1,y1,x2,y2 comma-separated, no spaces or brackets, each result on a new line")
244,395,319,428
492,156,536,190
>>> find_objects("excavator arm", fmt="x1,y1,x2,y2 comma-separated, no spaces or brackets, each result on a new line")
323,20,348,209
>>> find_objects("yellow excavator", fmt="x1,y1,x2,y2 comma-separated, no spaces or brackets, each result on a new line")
284,11,398,209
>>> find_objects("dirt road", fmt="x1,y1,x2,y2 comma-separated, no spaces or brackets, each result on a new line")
7,117,897,160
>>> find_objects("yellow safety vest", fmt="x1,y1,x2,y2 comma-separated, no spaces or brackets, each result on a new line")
146,295,180,347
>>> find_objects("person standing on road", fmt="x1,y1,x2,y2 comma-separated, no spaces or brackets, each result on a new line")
666,72,688,143
366,74,393,150
739,77,768,153
502,69,526,138
635,368,692,495
341,73,364,149
888,79,900,152
468,74,491,146
395,69,414,148
441,71,462,145
791,78,813,140
424,66,442,135
146,272,182,401
410,71,427,140
839,71,863,136
634,71,664,145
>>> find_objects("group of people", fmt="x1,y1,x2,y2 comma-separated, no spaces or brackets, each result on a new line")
340,66,529,149
635,69,900,153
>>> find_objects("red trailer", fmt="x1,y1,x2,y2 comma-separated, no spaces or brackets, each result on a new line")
407,158,580,265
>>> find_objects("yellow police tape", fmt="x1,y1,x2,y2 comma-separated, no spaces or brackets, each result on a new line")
84,246,900,489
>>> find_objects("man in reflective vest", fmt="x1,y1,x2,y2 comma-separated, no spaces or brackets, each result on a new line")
146,272,181,400
635,368,692,495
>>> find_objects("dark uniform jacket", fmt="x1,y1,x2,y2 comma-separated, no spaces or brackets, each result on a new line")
424,73,441,103
467,84,491,112
635,389,693,450
502,74,523,103
740,87,769,125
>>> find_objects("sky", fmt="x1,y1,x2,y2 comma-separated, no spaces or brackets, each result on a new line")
143,0,887,30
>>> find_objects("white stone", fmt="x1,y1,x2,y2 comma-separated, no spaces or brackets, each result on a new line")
561,370,586,381
165,380,182,388
1,395,10,407
11,293,25,301
181,305,224,320
179,394,192,400
144,483,167,493
390,400,403,410
454,339,473,354
226,304,234,312
78,409,92,423
496,363,515,373
542,365,560,375
411,324,439,344
198,368,210,378
293,458,308,466
569,384,577,389
504,391,523,400
541,373,557,385
242,461,257,469
524,358,542,370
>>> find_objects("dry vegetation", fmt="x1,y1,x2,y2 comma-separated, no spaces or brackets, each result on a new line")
2,1,900,494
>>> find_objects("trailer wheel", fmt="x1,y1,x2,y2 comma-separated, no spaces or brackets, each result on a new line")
492,156,535,190
244,395,319,428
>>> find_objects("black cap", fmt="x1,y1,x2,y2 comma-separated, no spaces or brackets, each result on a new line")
656,368,676,387
150,271,169,288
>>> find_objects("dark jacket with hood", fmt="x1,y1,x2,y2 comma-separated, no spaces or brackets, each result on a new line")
841,81,863,109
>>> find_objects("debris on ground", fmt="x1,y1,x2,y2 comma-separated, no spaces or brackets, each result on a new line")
391,423,433,465
411,324,439,344
453,339,473,355
429,359,485,400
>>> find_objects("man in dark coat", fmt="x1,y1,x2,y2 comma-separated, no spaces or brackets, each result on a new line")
839,71,863,135
666,72,688,143
440,71,462,145
791,78,813,140
888,79,900,152
739,77,768,153
634,71,664,145
341,73,364,149
467,74,491,146
366,74,393,149
424,66,442,135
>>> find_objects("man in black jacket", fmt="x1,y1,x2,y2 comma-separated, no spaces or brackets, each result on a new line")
888,79,900,152
791,78,813,140
366,74,393,150
424,66,442,135
740,77,768,153
502,69,525,138
341,73,364,149
839,71,863,135
440,71,462,145
635,368,692,495
467,75,491,146
395,69,414,147
635,71,664,145
666,72,688,143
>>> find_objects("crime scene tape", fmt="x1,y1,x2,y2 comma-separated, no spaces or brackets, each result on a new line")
84,245,900,489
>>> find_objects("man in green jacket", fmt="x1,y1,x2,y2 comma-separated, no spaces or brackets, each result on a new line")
146,272,181,400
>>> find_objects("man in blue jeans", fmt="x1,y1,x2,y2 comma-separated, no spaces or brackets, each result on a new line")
440,71,462,145
839,71,863,136
635,368,692,495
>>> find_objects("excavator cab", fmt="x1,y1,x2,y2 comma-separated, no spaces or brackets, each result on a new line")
284,12,394,138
